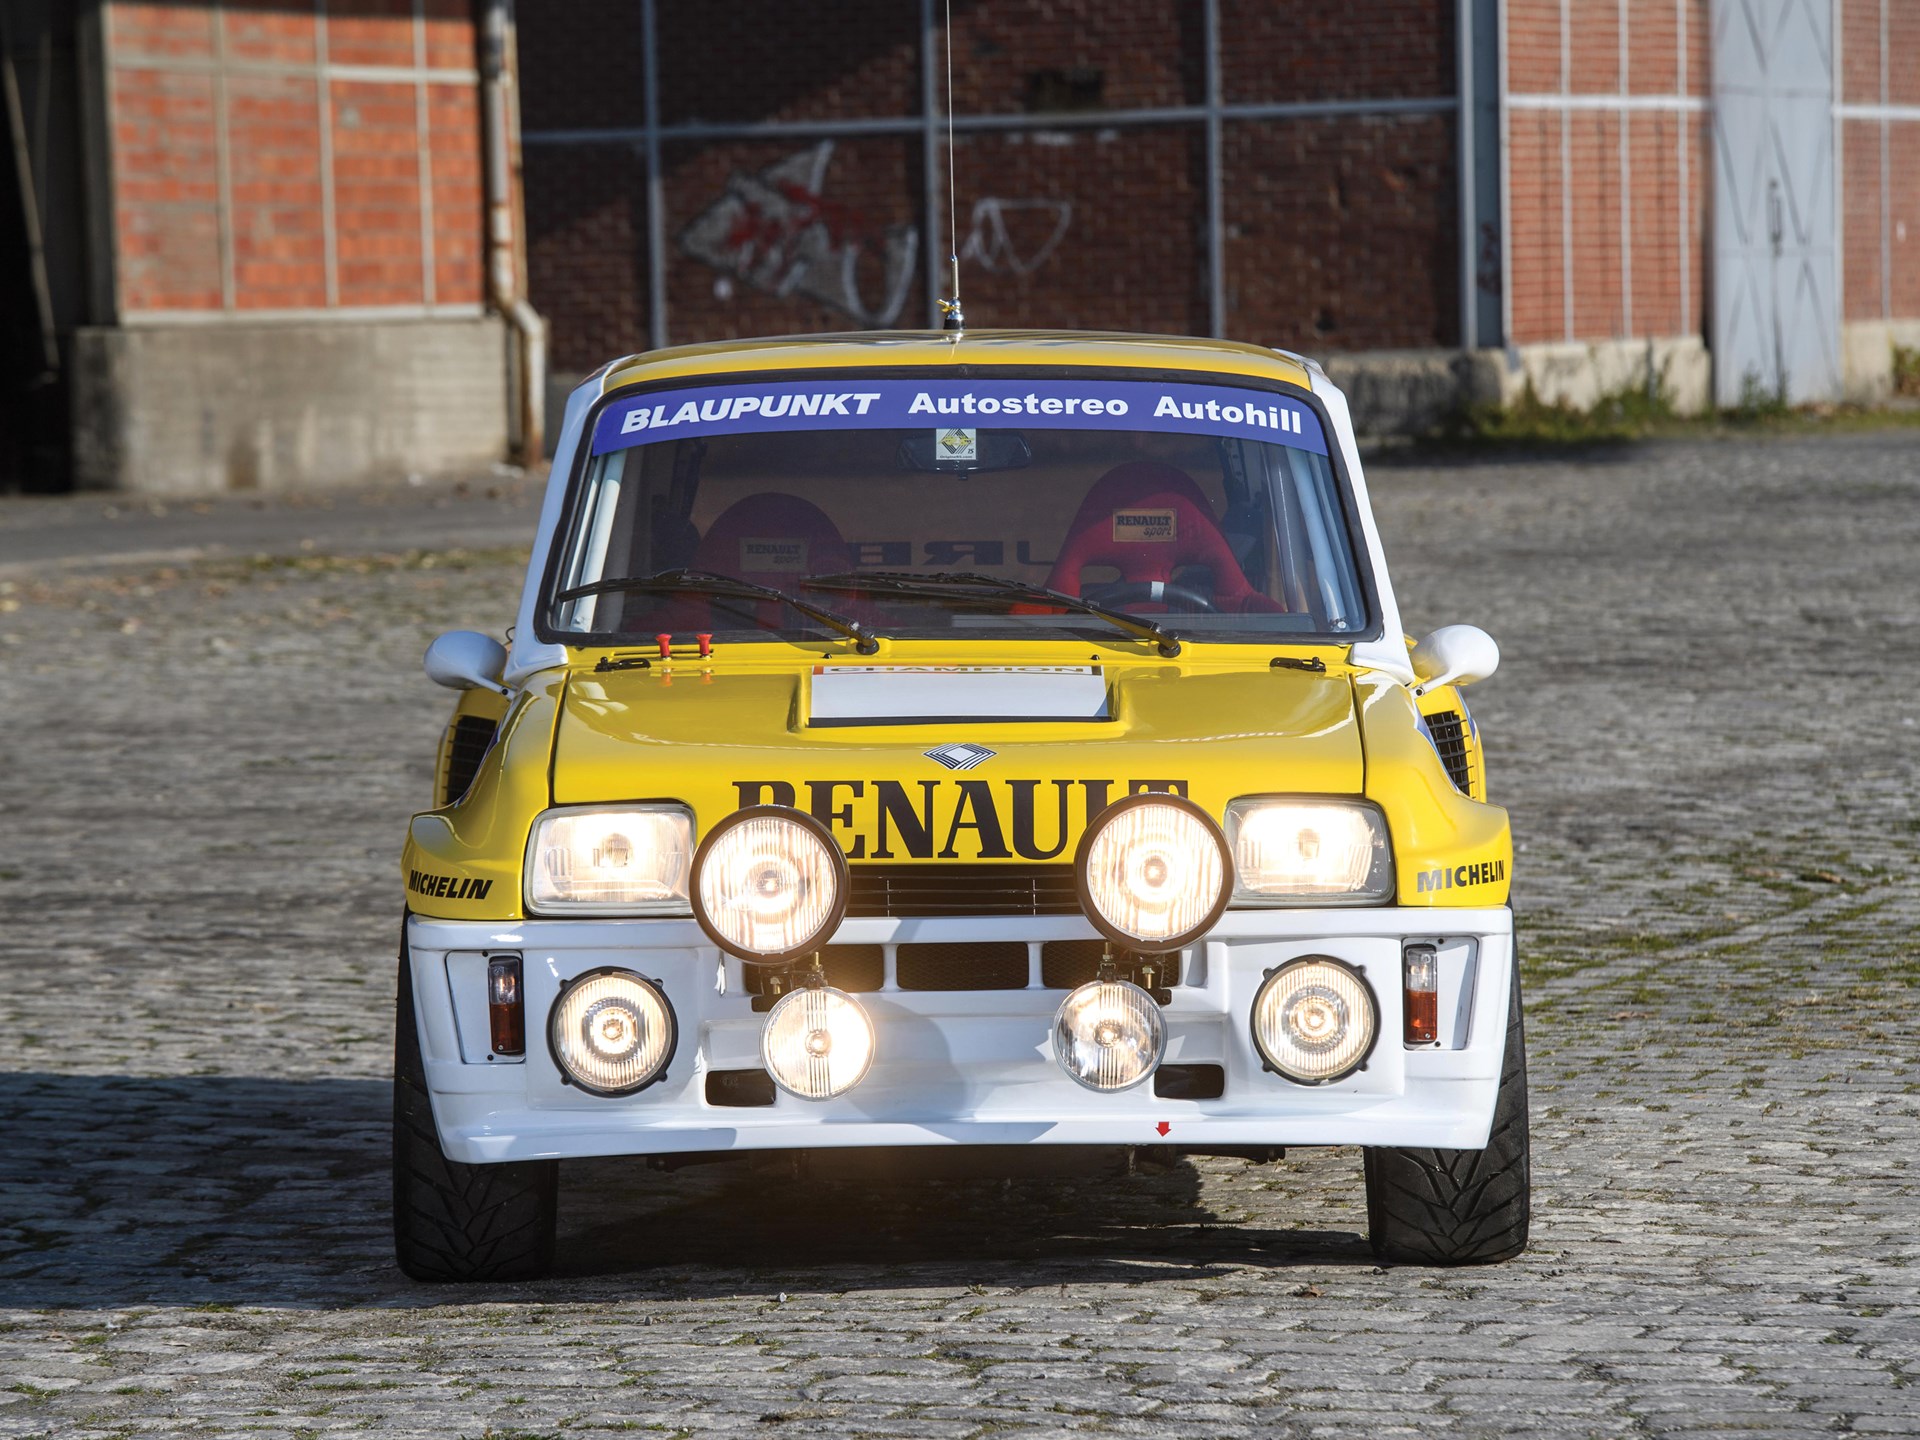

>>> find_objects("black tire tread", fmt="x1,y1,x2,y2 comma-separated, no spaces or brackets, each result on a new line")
392,938,557,1282
1364,958,1530,1265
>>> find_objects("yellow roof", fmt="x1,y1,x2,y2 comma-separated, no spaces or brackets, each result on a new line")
596,329,1314,395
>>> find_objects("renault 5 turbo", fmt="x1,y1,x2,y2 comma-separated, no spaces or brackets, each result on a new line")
394,329,1527,1281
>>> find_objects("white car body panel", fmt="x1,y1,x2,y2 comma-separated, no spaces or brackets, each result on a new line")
408,907,1513,1165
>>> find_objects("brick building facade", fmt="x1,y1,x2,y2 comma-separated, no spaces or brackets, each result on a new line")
2,0,1914,492
1,0,536,493
517,0,1918,419
519,0,1478,372
102,1,484,315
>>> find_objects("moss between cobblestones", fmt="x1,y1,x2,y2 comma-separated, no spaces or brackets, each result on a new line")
4,436,1920,1436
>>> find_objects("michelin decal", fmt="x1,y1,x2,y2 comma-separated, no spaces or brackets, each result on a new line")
1415,859,1506,893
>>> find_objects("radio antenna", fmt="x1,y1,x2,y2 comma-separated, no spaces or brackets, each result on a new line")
936,0,964,332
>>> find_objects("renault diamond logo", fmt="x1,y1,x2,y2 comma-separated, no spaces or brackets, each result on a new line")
924,742,995,771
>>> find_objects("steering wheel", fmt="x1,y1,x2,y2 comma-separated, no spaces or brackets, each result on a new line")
1082,579,1218,613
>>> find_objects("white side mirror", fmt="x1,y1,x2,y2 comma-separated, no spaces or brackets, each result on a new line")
1411,624,1499,696
425,630,510,697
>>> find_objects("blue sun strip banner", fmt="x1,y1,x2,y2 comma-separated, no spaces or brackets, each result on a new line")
589,378,1328,458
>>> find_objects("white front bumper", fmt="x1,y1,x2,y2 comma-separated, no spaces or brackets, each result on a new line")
406,908,1515,1165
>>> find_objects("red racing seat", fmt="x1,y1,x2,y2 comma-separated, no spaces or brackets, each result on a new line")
1044,461,1278,613
679,492,853,632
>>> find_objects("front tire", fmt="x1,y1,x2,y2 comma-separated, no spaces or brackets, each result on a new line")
1364,958,1530,1265
392,934,557,1281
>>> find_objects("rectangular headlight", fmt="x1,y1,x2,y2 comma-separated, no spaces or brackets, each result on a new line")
1225,798,1394,904
525,805,693,915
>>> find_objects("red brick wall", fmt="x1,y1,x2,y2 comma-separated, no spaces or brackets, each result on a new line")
519,0,1466,371
1897,124,1920,317
1226,114,1460,350
948,127,1208,338
1502,0,1711,345
1842,0,1920,323
664,2,923,123
104,0,483,317
111,60,223,310
1845,119,1886,321
1220,0,1453,102
1505,109,1563,344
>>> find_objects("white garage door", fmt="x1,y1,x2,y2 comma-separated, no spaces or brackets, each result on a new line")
1711,0,1840,406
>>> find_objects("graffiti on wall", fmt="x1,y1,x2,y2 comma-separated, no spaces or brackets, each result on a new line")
959,197,1073,276
679,141,1078,326
679,142,919,327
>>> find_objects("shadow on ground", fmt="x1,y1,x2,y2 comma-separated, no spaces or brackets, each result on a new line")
0,1073,1371,1311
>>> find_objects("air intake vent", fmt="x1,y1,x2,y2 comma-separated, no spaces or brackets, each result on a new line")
442,715,497,805
897,942,1030,991
846,864,1080,918
1425,709,1472,794
743,945,883,997
1041,939,1181,991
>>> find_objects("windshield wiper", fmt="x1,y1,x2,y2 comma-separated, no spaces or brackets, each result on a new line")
803,570,1181,658
554,567,882,654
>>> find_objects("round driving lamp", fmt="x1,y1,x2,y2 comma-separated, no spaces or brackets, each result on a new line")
548,968,677,1096
692,806,849,964
1250,956,1378,1085
1074,793,1231,953
760,984,876,1100
1052,979,1166,1092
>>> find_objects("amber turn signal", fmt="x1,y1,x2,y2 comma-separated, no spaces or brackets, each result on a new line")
488,954,526,1056
1403,944,1438,1045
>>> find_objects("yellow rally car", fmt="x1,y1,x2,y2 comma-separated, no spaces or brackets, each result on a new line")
394,330,1526,1280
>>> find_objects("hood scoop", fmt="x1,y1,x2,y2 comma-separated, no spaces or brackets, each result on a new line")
807,665,1111,727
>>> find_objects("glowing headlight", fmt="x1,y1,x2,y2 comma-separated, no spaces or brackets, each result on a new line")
548,968,677,1095
693,806,848,963
1074,793,1231,952
1251,957,1378,1084
526,806,692,914
761,985,875,1099
1225,799,1393,903
1052,980,1165,1092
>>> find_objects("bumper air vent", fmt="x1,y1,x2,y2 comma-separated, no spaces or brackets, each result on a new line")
442,715,497,805
705,1069,777,1107
1424,709,1472,794
1041,938,1182,992
1154,1064,1225,1100
846,864,1080,918
897,941,1029,991
744,945,883,1000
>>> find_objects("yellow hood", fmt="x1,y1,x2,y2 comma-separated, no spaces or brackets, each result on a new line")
551,660,1362,862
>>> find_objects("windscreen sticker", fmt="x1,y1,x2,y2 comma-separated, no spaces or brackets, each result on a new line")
1112,508,1176,542
590,379,1327,457
739,537,808,572
937,426,978,460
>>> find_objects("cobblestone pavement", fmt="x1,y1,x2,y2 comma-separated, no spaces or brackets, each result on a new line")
1,433,1916,1439
0,470,543,580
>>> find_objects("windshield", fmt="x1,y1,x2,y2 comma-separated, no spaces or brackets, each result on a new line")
545,374,1370,647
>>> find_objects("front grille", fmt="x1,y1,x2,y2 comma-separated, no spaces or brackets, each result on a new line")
1425,709,1472,794
846,863,1080,918
897,941,1030,991
739,942,1189,995
442,715,497,805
